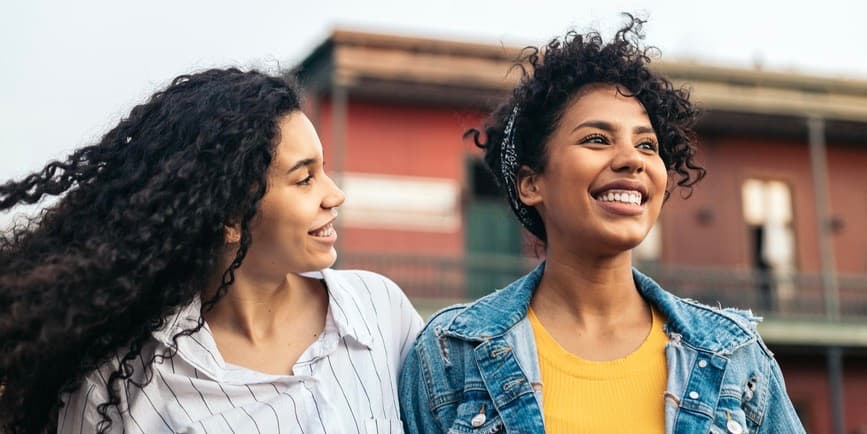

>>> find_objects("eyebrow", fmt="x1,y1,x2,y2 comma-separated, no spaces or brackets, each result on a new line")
571,120,655,135
287,157,318,173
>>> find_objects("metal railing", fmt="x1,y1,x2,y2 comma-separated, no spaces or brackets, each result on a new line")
338,253,867,320
635,263,867,319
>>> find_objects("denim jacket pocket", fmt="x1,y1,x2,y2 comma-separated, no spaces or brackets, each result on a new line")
446,399,505,434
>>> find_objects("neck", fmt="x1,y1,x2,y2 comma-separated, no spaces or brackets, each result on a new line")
532,247,647,330
203,260,327,344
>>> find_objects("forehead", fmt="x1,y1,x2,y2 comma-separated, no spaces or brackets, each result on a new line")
562,83,650,124
272,111,323,170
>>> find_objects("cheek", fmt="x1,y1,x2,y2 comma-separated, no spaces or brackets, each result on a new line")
255,196,309,236
650,159,668,190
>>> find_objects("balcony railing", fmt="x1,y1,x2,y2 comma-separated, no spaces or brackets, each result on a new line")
338,253,867,320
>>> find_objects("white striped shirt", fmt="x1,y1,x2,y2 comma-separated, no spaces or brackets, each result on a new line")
58,269,424,434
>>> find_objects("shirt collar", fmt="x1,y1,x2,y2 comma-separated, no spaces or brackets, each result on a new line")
151,297,229,380
443,261,757,354
151,268,375,380
443,261,543,341
152,297,203,348
304,268,375,349
632,268,758,354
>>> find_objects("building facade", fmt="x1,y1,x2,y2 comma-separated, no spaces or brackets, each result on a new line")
296,30,867,433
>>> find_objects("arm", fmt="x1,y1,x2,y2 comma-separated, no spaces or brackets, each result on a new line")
398,342,444,434
756,357,806,434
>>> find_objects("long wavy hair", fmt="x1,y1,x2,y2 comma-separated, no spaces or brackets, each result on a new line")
466,15,706,242
0,68,302,433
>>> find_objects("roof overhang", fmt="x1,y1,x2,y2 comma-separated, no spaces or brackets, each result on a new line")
295,29,867,137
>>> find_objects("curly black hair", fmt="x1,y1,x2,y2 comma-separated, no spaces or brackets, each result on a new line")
467,15,705,242
0,68,302,433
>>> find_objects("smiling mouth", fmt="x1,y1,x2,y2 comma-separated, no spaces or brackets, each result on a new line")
308,222,336,238
592,189,646,205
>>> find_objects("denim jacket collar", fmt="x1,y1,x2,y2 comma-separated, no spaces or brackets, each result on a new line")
443,261,759,355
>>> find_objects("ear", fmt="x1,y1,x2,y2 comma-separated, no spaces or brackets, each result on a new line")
516,166,543,207
224,224,241,244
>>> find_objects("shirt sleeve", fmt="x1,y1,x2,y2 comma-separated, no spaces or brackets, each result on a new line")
397,290,424,368
375,272,424,369
757,356,807,434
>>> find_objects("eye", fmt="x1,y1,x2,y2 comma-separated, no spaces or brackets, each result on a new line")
296,173,314,186
637,139,658,152
580,133,610,145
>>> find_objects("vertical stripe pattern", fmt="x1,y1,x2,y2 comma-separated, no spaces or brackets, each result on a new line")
58,269,424,434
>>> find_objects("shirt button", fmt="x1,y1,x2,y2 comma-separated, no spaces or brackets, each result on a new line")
471,413,486,427
698,360,708,368
689,391,700,399
727,420,744,434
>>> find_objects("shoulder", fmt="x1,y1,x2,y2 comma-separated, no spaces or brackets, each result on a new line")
326,268,415,311
679,297,763,333
421,303,468,334
62,349,138,412
326,268,401,294
410,304,470,356
324,268,422,338
401,303,474,396
660,292,771,356
323,269,393,305
637,269,760,345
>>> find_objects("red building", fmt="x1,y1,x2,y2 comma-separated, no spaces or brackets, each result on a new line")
297,30,867,433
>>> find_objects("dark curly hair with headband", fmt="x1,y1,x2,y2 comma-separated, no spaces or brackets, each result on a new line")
0,68,301,433
466,14,706,242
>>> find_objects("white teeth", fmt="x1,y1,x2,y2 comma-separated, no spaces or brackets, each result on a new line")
311,223,335,237
596,190,642,205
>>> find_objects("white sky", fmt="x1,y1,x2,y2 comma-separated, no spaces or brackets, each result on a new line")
1,0,865,211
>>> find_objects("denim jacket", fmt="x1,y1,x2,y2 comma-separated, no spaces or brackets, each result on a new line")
399,262,805,434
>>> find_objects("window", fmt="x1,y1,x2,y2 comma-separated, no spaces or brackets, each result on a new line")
742,179,796,311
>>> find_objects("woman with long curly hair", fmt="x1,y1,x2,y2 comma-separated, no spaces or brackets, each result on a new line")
399,16,805,434
0,68,422,433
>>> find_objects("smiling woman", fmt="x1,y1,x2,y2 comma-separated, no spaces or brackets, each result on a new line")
398,15,806,434
518,83,669,257
0,68,423,434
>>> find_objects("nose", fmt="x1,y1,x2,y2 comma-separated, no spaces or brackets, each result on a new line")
610,142,645,174
322,174,346,210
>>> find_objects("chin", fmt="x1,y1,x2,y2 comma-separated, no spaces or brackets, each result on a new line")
290,250,337,273
598,232,647,254
314,250,338,270
604,241,643,256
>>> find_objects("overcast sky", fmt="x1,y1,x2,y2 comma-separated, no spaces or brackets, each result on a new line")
1,0,865,212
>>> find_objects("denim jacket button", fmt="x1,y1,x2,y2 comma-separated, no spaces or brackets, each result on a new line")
688,391,699,399
727,420,743,434
698,360,708,368
471,413,487,427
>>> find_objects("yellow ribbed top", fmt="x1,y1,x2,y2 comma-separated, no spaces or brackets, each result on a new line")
528,306,668,434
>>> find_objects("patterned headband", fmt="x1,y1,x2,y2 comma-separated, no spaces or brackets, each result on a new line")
498,105,537,232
